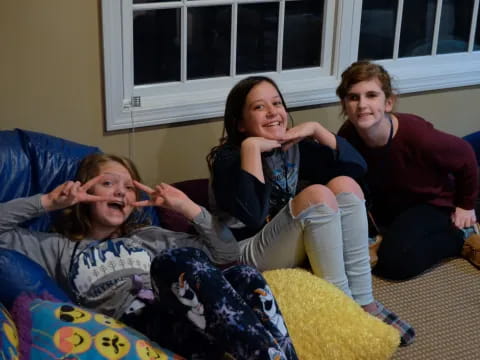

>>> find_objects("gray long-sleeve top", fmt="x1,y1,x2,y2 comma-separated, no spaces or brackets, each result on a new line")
0,195,239,318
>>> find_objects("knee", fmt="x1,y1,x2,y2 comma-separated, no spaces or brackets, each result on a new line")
375,242,423,280
327,176,364,200
291,184,337,216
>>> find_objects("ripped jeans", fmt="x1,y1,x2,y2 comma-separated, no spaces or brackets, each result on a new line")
240,192,374,306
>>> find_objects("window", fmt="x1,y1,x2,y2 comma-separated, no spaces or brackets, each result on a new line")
102,0,480,131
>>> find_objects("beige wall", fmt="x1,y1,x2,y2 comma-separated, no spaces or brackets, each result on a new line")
1,1,479,185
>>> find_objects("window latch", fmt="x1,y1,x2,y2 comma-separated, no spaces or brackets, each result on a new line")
123,96,141,110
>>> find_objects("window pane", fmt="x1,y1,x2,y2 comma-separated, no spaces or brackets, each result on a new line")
399,0,436,57
283,0,323,69
475,7,480,50
133,9,181,85
187,6,231,79
359,0,397,60
438,0,474,54
237,3,278,74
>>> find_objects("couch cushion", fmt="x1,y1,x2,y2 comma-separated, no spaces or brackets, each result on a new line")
17,129,102,231
263,268,400,360
19,129,101,196
0,249,71,309
0,130,32,203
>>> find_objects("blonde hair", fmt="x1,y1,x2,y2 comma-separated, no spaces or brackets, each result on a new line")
54,153,148,240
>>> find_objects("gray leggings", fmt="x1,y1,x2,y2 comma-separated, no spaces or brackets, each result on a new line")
240,192,374,305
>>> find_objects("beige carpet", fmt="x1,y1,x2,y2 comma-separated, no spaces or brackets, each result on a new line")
373,258,480,359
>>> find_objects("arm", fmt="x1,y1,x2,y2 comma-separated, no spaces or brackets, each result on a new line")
190,207,240,264
0,195,66,275
282,121,337,151
299,136,367,183
132,181,239,263
1,178,115,272
282,121,366,179
211,145,272,228
413,118,478,227
0,194,47,235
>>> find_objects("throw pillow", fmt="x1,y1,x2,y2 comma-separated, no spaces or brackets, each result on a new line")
263,268,400,360
10,296,184,360
0,302,19,360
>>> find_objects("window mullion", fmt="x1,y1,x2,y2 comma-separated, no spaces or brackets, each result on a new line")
181,3,187,82
123,0,134,101
431,0,443,56
468,0,479,52
392,0,404,60
231,3,238,76
334,0,363,76
277,0,285,72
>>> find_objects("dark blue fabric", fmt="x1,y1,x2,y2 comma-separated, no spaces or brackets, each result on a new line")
0,130,32,203
463,131,480,218
124,247,297,360
0,129,101,232
463,131,480,166
0,249,71,309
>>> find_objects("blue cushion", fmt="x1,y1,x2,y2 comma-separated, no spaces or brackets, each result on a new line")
0,130,32,203
19,129,101,197
0,249,70,309
17,129,102,232
0,129,160,230
464,131,480,166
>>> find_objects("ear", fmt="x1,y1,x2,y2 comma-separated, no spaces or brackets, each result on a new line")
385,95,395,113
237,118,246,133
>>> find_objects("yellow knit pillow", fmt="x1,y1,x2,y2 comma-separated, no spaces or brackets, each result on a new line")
263,268,399,360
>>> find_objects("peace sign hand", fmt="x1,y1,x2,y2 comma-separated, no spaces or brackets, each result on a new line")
41,175,114,212
132,181,202,221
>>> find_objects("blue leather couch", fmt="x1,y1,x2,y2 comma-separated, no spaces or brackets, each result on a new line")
0,129,161,304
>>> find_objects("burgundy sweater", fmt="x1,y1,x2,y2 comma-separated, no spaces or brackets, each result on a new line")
338,113,479,226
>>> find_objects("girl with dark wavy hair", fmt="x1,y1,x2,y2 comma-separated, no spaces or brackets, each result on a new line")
207,76,415,346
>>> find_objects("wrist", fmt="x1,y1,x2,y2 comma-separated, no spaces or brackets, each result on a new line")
40,194,54,212
241,137,261,152
314,126,336,149
181,202,202,221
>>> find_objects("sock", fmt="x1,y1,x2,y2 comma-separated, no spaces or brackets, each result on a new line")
367,301,416,346
462,225,478,239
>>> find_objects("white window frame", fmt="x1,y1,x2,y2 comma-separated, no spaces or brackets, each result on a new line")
102,0,480,131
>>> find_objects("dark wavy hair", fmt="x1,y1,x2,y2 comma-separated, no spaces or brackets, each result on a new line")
207,76,290,170
54,153,147,240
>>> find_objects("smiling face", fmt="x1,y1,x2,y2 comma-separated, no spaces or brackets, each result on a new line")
239,81,288,140
87,161,137,239
342,78,394,131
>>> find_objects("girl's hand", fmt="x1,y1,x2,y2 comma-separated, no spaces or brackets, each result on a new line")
281,122,320,150
452,207,477,229
240,137,281,183
281,122,336,150
41,175,112,212
241,136,282,153
132,181,201,220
